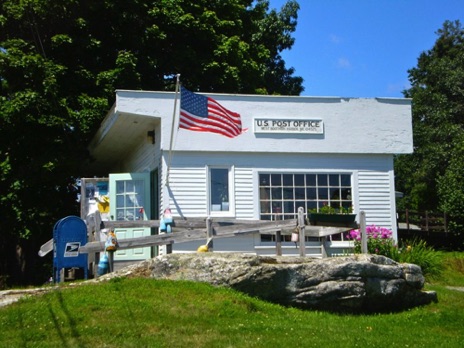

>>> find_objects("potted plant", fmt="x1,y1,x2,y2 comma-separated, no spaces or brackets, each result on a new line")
308,203,356,226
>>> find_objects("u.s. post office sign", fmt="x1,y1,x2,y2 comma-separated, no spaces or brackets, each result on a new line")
254,119,324,134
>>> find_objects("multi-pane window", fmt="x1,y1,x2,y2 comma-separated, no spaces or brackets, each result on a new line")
259,173,352,221
115,180,145,221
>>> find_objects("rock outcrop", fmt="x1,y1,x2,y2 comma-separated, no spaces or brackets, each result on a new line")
147,253,437,313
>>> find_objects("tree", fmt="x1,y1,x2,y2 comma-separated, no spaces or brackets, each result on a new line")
0,0,303,286
437,134,464,238
395,20,464,243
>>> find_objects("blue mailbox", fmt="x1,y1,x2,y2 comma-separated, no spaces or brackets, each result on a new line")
53,216,88,282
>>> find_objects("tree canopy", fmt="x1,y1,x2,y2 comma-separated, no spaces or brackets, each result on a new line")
0,0,303,285
395,20,464,239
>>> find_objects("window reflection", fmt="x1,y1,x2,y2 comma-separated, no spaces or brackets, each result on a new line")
115,179,145,220
210,168,229,212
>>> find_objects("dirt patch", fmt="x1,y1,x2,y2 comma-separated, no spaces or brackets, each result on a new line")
0,287,56,308
446,286,464,292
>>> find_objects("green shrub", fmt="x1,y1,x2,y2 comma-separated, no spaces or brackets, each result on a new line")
390,238,444,279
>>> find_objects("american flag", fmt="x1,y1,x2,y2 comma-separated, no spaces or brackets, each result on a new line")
179,86,243,138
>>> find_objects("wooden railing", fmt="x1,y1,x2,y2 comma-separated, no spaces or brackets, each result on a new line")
81,208,364,258
397,210,448,232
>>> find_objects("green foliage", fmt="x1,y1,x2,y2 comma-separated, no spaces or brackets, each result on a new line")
1,272,464,347
437,134,464,240
309,204,352,214
395,20,464,244
389,239,444,279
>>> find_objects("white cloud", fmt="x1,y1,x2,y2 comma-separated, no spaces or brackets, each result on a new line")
336,57,351,69
329,34,341,44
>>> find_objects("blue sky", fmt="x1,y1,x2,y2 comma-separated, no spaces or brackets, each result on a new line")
269,0,463,98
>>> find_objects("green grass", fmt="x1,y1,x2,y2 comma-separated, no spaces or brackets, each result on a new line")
1,253,464,348
440,252,464,285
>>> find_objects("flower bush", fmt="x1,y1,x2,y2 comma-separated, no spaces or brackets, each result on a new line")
347,225,396,257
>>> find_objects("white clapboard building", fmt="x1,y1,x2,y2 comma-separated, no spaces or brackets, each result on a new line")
87,89,412,261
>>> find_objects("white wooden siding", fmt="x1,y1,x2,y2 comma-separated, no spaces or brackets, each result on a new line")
117,141,154,172
234,167,254,219
166,166,207,217
165,165,255,219
358,170,394,228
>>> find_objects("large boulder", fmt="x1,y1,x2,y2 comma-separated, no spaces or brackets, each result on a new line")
148,253,437,313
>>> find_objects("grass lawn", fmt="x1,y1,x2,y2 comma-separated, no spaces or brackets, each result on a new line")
1,253,463,348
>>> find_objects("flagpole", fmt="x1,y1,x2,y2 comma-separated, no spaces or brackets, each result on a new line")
166,74,180,186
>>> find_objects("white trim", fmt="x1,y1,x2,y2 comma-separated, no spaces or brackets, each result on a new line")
352,170,360,218
388,158,398,240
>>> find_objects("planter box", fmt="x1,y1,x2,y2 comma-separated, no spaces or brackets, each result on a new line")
308,213,357,227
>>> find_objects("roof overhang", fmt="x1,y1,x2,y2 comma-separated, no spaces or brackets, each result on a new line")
86,105,160,173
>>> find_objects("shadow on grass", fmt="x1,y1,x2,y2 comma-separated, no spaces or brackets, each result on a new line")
46,290,87,348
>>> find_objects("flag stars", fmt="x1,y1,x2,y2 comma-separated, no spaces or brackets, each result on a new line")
181,89,208,117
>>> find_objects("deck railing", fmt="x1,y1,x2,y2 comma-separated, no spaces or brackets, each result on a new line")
397,210,448,232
